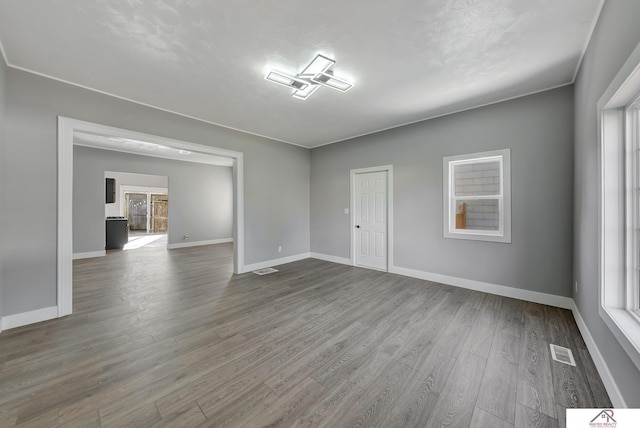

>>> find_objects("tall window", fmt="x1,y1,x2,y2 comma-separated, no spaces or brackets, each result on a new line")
598,40,640,372
627,101,640,317
443,149,511,243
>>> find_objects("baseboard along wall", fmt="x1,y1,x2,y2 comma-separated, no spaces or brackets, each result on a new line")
73,250,106,260
1,250,625,408
244,253,311,273
571,302,627,408
167,238,233,250
1,306,58,331
309,252,352,266
309,252,621,407
389,264,574,309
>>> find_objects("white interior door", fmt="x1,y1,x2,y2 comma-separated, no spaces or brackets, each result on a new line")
355,171,388,270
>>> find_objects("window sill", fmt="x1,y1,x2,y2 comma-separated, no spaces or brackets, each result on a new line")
443,230,511,243
599,305,640,372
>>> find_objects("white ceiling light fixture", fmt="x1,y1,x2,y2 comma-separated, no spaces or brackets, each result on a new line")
312,70,353,92
264,71,309,90
265,54,353,100
292,83,321,100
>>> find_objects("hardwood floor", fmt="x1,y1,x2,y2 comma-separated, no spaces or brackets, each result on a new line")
0,243,611,427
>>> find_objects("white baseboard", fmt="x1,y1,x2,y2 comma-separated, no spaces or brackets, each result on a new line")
1,306,58,331
167,238,233,249
572,302,627,408
386,263,624,407
244,253,311,272
0,256,625,408
389,265,574,310
73,250,106,260
310,252,352,266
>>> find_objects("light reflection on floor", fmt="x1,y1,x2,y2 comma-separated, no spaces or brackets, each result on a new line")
123,233,166,250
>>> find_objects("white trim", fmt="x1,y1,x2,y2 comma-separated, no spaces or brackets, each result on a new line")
310,252,352,266
572,302,627,408
244,253,311,272
596,38,640,373
309,83,574,149
61,118,242,159
4,63,576,151
234,155,245,273
167,238,233,249
571,0,607,83
443,149,511,243
389,265,573,309
79,143,234,167
6,65,302,148
119,185,167,194
627,104,640,313
73,251,106,260
1,306,58,331
304,253,628,406
599,307,640,373
57,117,74,317
350,165,394,271
57,117,246,321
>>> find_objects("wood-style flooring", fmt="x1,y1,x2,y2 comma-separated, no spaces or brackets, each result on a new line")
0,243,611,427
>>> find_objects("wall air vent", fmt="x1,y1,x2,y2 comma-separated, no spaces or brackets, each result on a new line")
253,268,279,276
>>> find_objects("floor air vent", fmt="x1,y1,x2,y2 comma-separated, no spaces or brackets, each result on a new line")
550,344,576,366
253,268,279,275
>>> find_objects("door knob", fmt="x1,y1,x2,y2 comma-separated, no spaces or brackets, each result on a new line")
355,225,360,228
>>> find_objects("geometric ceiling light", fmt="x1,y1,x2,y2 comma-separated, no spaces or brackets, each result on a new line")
265,54,353,100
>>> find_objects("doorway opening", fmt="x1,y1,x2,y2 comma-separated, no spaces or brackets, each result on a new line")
104,171,170,251
127,193,152,232
58,117,245,318
124,192,169,250
123,190,169,234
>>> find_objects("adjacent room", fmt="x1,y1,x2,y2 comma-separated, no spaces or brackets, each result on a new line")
105,171,170,251
1,1,640,427
72,132,235,259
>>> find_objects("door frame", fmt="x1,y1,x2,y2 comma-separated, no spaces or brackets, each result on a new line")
350,165,394,271
57,117,245,317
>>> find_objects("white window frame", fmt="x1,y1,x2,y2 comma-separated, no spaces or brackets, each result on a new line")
443,149,511,243
628,103,640,320
598,39,640,372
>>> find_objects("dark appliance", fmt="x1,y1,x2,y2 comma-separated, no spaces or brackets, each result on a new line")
106,216,128,249
106,178,116,204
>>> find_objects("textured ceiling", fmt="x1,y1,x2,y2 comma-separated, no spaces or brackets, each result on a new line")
0,0,602,148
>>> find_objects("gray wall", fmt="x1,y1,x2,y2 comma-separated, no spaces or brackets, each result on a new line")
574,0,640,407
74,147,233,253
311,86,574,297
2,68,310,316
0,55,7,322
